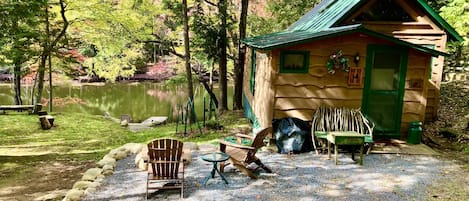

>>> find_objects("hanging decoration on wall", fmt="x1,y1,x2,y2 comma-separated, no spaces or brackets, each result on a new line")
326,50,349,74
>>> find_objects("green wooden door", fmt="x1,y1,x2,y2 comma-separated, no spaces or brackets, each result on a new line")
362,45,408,138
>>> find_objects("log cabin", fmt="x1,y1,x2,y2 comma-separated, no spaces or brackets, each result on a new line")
242,0,463,139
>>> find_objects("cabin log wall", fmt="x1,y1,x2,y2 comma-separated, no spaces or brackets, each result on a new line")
268,33,430,135
242,48,275,129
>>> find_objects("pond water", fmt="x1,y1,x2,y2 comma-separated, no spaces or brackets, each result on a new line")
0,82,232,122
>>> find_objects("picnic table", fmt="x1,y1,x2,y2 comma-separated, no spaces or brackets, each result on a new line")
327,131,365,165
0,105,35,114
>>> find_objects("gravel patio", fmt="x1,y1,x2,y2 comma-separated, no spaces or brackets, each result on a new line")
82,143,460,201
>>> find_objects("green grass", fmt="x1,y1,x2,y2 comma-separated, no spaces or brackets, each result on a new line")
0,111,249,188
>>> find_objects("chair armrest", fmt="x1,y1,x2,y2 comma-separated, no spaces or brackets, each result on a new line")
235,134,254,140
219,140,255,150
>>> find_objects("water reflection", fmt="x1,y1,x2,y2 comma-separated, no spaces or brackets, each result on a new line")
0,82,232,122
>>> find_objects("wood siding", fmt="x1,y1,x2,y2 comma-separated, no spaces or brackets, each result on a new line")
271,34,372,121
243,48,275,129
341,0,448,121
268,33,431,136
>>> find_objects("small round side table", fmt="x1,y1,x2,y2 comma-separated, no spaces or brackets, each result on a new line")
201,152,229,185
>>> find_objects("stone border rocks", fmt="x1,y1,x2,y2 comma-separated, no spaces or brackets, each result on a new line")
61,143,144,201
61,141,196,201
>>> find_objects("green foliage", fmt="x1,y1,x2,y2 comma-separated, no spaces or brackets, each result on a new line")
191,2,220,63
0,0,46,67
164,74,189,85
67,0,158,81
248,0,320,36
440,0,469,43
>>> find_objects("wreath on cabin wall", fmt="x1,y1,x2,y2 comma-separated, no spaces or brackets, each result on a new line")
327,50,349,74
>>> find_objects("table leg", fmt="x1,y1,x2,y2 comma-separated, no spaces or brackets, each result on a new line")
215,165,229,184
202,162,229,185
359,145,364,165
211,162,217,178
334,144,338,165
327,140,331,159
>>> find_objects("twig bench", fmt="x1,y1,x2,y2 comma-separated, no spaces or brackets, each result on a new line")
311,106,374,157
0,105,35,114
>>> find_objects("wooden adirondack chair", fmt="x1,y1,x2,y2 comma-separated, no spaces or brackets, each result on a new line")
146,139,184,199
219,127,273,179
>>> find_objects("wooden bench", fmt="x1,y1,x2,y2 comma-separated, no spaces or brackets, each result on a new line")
0,105,35,114
327,131,365,165
311,106,374,155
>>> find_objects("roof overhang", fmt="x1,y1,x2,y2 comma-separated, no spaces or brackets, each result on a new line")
242,24,449,57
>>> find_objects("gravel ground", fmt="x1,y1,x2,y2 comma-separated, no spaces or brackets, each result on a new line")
83,148,454,201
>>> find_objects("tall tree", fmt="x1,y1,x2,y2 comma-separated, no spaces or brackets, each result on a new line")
233,0,248,110
34,0,68,112
0,0,45,105
182,0,194,103
218,0,228,112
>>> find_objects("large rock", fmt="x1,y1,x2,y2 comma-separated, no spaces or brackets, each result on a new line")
81,168,103,181
102,164,113,171
135,147,149,171
109,148,129,160
63,189,84,201
114,150,128,160
33,189,68,201
102,169,114,176
142,116,168,126
182,146,192,165
72,181,92,190
97,155,116,168
121,143,144,154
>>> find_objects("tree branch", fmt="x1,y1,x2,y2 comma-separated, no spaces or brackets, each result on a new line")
204,0,216,7
50,0,68,50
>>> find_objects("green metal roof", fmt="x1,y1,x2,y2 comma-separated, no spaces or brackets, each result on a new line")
244,24,362,50
242,25,448,57
287,0,361,32
245,0,462,49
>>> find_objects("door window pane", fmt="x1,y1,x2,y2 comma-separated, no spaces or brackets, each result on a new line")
370,52,401,90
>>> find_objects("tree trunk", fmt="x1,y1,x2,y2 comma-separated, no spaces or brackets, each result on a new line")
233,0,248,110
12,20,23,106
34,52,47,112
218,0,228,112
182,0,194,121
13,60,22,105
34,0,68,113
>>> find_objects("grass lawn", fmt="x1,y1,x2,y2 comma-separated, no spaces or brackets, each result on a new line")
0,111,249,200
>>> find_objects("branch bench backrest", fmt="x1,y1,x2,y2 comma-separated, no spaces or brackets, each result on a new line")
311,106,374,138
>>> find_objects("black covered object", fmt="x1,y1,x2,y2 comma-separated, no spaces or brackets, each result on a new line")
273,118,312,154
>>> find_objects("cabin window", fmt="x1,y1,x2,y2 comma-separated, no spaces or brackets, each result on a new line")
422,44,435,79
280,50,310,73
250,49,256,95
